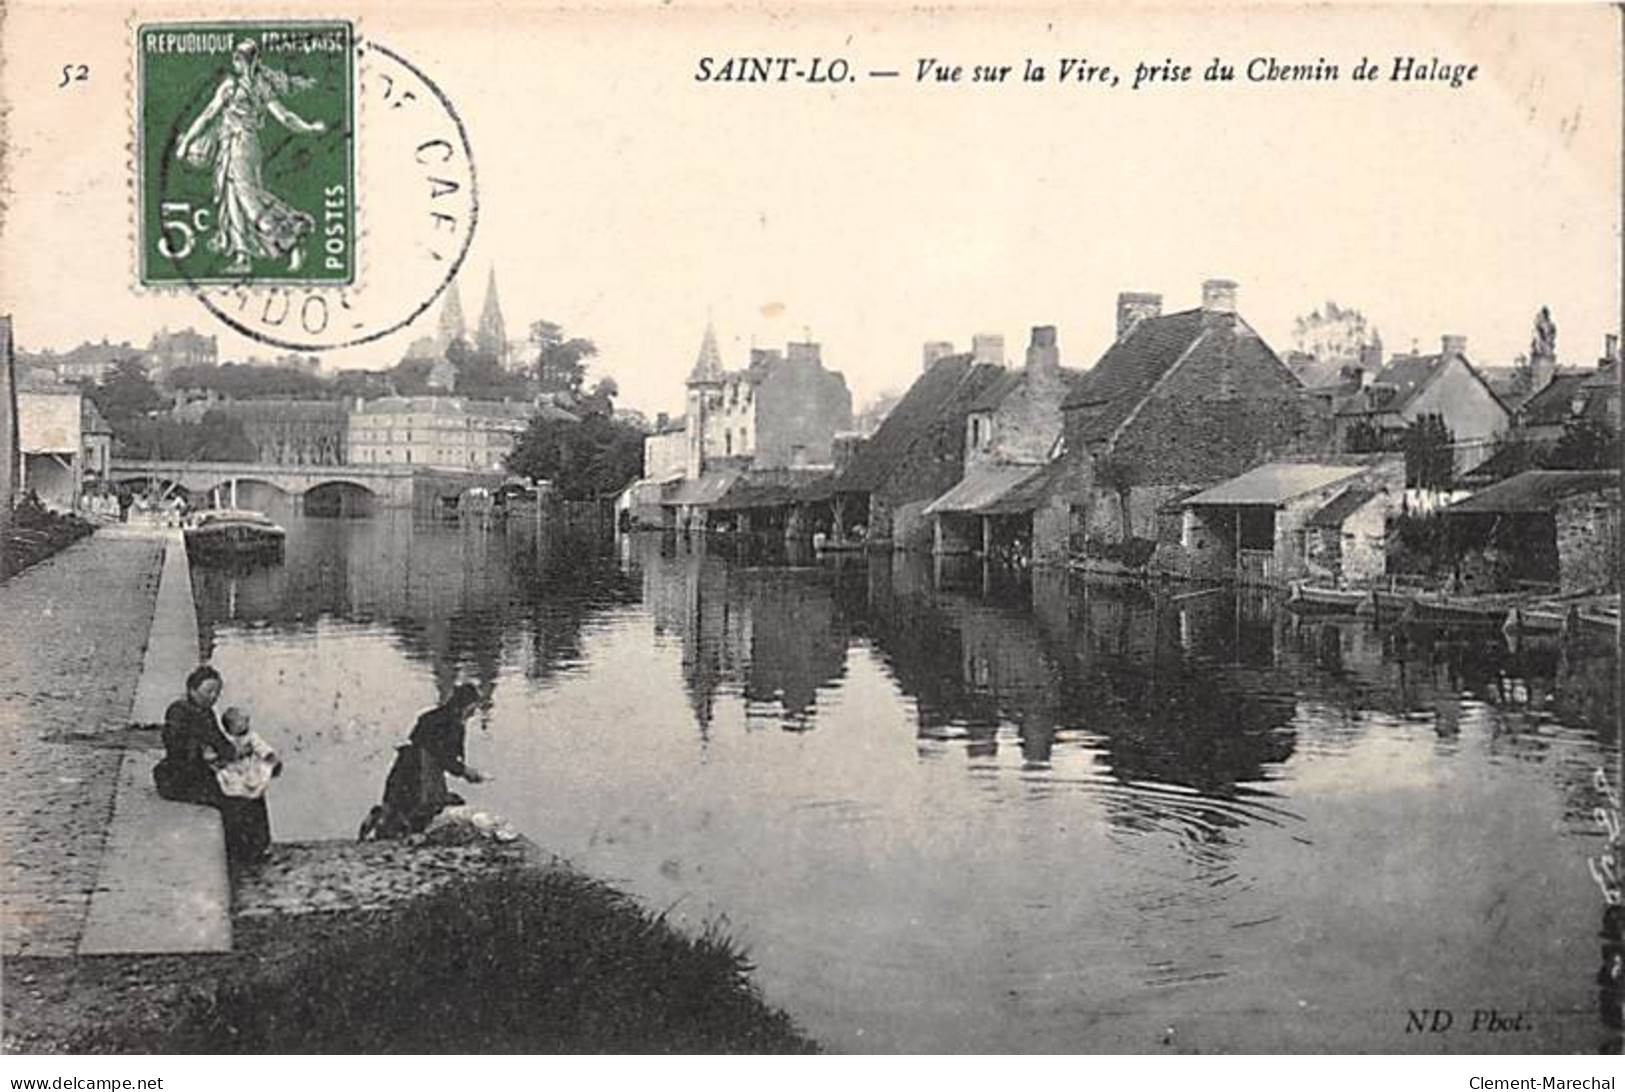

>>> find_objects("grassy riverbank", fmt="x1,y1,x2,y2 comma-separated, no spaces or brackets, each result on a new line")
3,842,815,1053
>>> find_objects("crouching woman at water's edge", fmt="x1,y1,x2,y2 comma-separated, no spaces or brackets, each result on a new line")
379,683,487,833
152,664,272,866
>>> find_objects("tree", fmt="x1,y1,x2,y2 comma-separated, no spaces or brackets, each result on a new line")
113,409,254,461
389,357,437,396
506,410,644,500
1549,418,1618,470
1403,413,1455,491
1344,420,1386,454
91,357,164,424
164,362,330,400
530,320,597,397
1292,301,1373,362
580,377,619,417
449,339,528,400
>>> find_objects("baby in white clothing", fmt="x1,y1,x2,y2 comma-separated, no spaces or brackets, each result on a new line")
214,707,283,800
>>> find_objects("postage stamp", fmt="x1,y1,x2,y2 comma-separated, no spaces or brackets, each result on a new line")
136,21,356,287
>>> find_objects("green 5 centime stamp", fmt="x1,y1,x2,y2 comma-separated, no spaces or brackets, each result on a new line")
138,21,355,286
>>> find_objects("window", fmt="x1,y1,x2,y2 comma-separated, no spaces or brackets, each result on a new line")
725,430,733,456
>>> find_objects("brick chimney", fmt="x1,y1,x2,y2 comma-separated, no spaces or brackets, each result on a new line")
1116,292,1162,339
1441,334,1468,359
922,341,955,371
971,333,1005,366
1201,279,1238,315
1600,334,1619,370
1025,325,1059,381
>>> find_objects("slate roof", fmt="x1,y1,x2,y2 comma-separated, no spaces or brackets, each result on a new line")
711,469,834,511
664,468,744,507
834,355,1007,493
922,463,1046,516
1305,487,1377,529
1447,469,1619,514
1062,310,1295,446
1514,373,1588,426
1336,352,1508,419
1181,462,1368,508
965,369,1024,413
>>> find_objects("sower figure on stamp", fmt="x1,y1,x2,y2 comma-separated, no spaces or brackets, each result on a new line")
174,39,325,274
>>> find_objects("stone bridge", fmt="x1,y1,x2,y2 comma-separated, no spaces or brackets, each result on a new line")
109,459,503,510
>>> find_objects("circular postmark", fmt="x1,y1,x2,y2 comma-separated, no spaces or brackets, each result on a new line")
145,28,477,351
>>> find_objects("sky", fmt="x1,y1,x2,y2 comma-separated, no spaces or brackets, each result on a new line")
2,1,1619,415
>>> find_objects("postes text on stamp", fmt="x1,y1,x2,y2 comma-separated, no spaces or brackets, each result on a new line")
137,21,355,287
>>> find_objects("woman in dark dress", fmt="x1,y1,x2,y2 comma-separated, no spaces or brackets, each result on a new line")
153,664,272,865
378,683,486,834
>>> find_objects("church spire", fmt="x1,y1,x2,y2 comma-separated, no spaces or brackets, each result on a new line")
436,279,467,352
476,266,508,364
689,319,723,385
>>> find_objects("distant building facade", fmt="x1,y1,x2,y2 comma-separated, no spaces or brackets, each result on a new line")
680,323,854,478
80,400,113,479
16,371,84,511
643,415,689,481
1333,335,1511,471
147,327,218,375
218,400,350,466
19,339,143,386
348,395,568,472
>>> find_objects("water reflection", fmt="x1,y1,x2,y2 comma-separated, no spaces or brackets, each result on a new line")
192,514,1621,1052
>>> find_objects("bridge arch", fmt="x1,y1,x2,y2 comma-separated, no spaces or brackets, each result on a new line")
110,474,191,502
196,477,293,512
303,479,376,518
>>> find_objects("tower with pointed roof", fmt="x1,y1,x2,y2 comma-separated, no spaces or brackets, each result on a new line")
476,267,508,366
435,279,467,353
685,320,724,477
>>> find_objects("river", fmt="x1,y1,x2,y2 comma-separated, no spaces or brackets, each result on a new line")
187,505,1621,1053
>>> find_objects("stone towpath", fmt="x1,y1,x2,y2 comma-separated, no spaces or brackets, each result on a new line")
1,527,231,958
80,528,230,955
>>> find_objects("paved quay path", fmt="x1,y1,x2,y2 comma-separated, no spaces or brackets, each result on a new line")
1,527,233,958
0,530,163,958
80,529,231,955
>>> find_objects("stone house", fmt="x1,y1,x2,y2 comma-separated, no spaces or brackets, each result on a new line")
1301,486,1392,584
1178,458,1403,584
1443,469,1620,594
1042,279,1323,565
1333,335,1511,473
924,325,1080,560
830,353,1007,550
682,324,853,478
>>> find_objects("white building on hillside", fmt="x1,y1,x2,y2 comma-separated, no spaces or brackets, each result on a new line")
347,396,575,472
